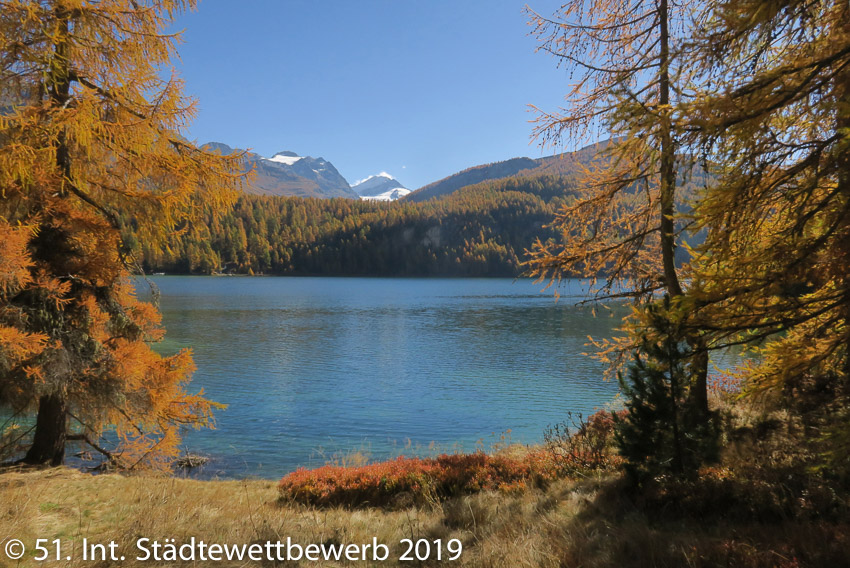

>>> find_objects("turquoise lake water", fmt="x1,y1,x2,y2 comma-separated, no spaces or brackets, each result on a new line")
143,276,625,479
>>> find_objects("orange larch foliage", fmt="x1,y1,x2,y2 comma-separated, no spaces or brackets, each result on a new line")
0,0,243,469
683,0,850,397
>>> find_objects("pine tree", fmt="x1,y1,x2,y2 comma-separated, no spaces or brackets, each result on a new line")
615,297,718,482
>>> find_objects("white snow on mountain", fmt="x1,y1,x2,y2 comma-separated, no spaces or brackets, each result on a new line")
265,154,303,166
352,171,409,201
360,187,412,201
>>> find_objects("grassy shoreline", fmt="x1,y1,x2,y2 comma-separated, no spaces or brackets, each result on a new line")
2,465,848,567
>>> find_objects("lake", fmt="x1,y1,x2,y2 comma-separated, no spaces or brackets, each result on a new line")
144,276,625,479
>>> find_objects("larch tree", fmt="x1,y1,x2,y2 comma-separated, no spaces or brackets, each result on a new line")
683,0,850,453
524,0,711,416
0,0,243,469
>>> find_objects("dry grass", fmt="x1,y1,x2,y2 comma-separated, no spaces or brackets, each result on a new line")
1,465,848,567
0,466,456,567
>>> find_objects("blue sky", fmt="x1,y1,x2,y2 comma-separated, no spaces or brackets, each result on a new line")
174,0,573,189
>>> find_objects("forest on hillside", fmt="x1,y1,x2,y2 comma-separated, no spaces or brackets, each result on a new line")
126,174,579,277
128,165,705,277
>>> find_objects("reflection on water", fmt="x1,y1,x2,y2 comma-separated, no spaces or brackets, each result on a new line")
142,277,625,479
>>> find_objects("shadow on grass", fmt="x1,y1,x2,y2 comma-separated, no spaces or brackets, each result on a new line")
547,474,850,568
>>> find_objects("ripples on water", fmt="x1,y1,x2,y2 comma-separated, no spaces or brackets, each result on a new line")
142,277,626,479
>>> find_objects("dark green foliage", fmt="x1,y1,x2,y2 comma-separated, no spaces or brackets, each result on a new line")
615,297,718,482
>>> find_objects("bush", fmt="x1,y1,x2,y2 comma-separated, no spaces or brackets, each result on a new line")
544,409,624,476
279,451,557,508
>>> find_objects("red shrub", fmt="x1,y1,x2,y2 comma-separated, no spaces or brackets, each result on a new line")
279,451,557,508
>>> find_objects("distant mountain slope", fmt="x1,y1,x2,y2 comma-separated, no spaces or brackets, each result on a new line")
406,157,539,202
405,141,614,203
203,142,358,199
351,172,410,201
533,140,612,175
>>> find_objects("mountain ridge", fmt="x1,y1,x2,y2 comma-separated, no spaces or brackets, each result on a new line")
202,139,613,202
404,141,613,203
203,142,358,199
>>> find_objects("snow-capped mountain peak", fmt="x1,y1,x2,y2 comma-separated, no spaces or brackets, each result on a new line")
351,172,408,201
265,151,303,166
352,171,394,186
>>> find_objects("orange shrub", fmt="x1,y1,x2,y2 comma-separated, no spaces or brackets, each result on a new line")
279,451,557,508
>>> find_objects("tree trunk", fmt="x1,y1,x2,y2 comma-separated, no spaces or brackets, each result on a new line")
690,340,709,415
21,4,73,468
658,0,710,417
657,0,682,299
668,340,685,473
836,1,850,388
22,393,67,466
